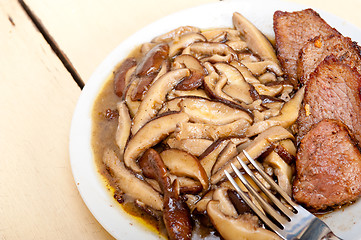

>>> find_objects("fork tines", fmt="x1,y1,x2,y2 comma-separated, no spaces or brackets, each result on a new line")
224,150,298,237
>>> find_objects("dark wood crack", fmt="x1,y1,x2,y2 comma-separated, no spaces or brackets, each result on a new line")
18,0,85,89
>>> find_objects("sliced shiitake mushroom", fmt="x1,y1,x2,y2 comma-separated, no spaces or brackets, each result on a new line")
230,61,261,85
103,149,163,211
166,138,213,157
175,119,250,141
160,149,209,190
169,32,206,57
177,96,252,125
138,148,171,193
131,68,190,134
211,141,238,175
168,89,209,99
152,26,200,43
199,139,230,177
204,71,234,102
170,176,203,194
242,60,283,76
124,111,189,173
132,60,170,101
274,139,296,165
214,62,253,104
115,101,131,158
232,12,279,65
246,86,305,137
226,40,248,52
135,43,169,77
207,201,279,240
173,54,205,90
124,75,141,117
201,28,240,42
113,58,137,97
263,151,293,196
212,187,238,217
211,126,294,184
183,42,238,63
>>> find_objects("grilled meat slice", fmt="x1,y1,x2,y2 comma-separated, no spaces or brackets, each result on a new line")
297,34,361,84
293,119,361,211
297,56,361,145
273,8,339,85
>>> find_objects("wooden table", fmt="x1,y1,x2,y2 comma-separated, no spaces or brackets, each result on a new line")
1,0,360,239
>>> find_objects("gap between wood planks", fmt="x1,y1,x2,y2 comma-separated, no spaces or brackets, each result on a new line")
18,0,85,89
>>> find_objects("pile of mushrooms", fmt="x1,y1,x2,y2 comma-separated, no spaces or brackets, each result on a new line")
102,12,304,240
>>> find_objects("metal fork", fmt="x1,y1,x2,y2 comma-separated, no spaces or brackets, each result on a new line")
224,150,342,240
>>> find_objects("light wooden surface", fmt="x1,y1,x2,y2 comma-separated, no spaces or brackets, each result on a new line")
0,0,360,239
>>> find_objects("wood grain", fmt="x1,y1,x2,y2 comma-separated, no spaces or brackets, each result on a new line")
23,0,218,82
0,1,113,239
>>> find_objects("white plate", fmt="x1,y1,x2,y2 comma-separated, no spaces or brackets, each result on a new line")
69,0,361,239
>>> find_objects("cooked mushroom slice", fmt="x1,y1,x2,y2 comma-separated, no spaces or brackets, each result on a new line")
201,29,240,42
199,139,230,177
138,148,171,193
264,151,293,196
212,141,238,175
103,149,163,211
113,58,137,97
135,43,169,77
140,42,157,55
253,83,284,97
242,60,283,76
230,61,260,85
169,32,206,57
158,97,182,114
173,54,204,72
138,148,193,240
184,194,200,212
178,97,252,125
209,31,228,42
115,101,131,158
124,112,189,173
274,139,296,165
173,54,205,90
183,42,238,63
160,149,209,190
131,68,190,134
232,12,279,66
124,76,141,117
175,119,250,141
194,190,214,214
170,176,203,194
258,72,277,84
166,138,213,157
152,26,200,43
132,60,170,101
207,201,280,240
163,181,192,240
204,71,234,102
168,89,209,99
214,63,253,104
211,126,294,184
213,187,238,217
226,40,248,52
227,189,254,215
260,95,284,110
246,86,305,137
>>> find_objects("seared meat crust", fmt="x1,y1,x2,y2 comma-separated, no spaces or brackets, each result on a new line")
293,119,361,211
297,56,361,145
297,34,361,84
273,9,339,85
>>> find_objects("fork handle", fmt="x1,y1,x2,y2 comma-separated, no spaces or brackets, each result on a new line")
320,232,342,240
